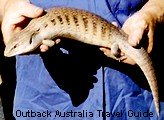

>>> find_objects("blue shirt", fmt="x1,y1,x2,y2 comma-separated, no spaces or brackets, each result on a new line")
13,0,163,120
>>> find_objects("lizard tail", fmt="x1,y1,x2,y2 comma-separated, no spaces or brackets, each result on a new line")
119,43,159,117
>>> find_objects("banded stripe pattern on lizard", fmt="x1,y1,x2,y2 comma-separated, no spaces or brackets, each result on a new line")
4,7,160,116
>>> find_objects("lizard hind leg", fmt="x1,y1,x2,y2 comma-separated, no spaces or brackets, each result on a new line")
111,43,126,61
99,44,126,62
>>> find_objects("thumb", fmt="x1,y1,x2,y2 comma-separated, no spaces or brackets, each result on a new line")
17,2,43,18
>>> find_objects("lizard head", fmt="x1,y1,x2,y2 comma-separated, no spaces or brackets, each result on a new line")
4,28,42,57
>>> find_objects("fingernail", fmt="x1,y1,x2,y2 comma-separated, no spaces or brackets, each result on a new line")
35,7,43,13
112,22,118,27
55,39,61,44
99,48,105,51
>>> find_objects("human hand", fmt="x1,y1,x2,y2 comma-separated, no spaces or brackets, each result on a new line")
121,0,164,64
100,8,158,65
122,11,155,54
99,21,137,65
100,0,164,65
1,0,58,52
1,0,43,43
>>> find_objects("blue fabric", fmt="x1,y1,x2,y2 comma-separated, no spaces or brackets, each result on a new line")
13,0,163,120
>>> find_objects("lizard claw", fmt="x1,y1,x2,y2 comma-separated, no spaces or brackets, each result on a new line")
116,55,127,62
99,47,127,62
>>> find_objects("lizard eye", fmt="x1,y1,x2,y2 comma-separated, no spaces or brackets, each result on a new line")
10,43,18,51
13,44,17,48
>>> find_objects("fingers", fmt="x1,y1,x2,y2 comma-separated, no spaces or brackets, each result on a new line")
40,45,49,52
147,29,154,53
16,2,43,18
1,0,43,44
40,38,61,52
42,40,55,47
99,47,111,57
128,26,153,54
99,47,135,65
4,0,43,18
0,74,2,85
121,11,156,65
2,15,25,44
122,13,154,54
100,14,155,65
122,14,148,46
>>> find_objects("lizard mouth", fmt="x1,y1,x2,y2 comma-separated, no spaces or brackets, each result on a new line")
4,46,13,57
4,44,32,57
4,47,21,57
